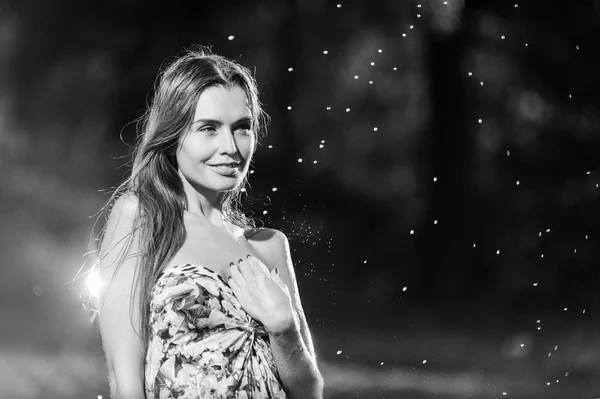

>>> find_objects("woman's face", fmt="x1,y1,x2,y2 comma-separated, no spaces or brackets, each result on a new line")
176,85,255,196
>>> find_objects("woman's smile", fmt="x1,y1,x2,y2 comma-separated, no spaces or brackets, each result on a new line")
208,163,241,176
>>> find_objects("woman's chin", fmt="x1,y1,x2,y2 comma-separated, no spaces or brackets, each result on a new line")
212,180,245,193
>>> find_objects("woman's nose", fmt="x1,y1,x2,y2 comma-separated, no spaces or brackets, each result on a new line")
219,129,238,154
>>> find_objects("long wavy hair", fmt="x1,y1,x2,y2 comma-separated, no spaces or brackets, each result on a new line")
83,45,269,353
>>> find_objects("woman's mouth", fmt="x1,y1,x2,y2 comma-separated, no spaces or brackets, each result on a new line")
209,162,240,175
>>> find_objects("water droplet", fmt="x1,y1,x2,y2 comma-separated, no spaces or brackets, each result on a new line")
378,49,383,53
370,62,375,66
393,67,397,71
373,127,378,131
313,160,318,164
272,187,278,192
501,35,506,39
241,188,246,192
298,158,303,163
228,35,235,40
380,362,384,365
263,210,268,215
480,81,484,86
533,283,538,286
33,284,43,296
496,250,500,255
368,80,373,84
410,230,414,235
319,144,324,148
288,67,294,72
514,4,518,7
402,286,407,291
422,359,427,364
516,181,520,185
434,220,438,224
433,177,437,182
268,145,273,149
337,4,342,8
323,50,328,55
402,33,407,37
337,350,342,354
478,118,482,123
345,108,350,112
468,72,473,76
326,106,331,110
287,106,292,110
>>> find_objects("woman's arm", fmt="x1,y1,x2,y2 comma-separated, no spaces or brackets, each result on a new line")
268,318,324,399
97,194,147,399
248,229,324,399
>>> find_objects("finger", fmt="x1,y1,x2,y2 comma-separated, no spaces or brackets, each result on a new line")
229,261,247,288
237,257,255,280
227,276,243,298
246,254,269,275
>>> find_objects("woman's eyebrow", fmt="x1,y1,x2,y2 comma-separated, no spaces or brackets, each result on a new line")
192,118,222,126
192,116,253,126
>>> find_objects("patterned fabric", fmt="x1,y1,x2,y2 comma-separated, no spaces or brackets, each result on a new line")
145,263,287,399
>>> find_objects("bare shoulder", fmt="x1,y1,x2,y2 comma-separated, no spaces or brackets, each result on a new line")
244,228,290,261
107,192,140,226
245,227,287,244
99,192,141,272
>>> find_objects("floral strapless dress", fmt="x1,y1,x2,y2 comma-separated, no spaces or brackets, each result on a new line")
145,263,287,399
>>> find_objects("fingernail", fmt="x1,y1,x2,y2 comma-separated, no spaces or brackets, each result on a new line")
229,262,235,267
246,254,251,260
238,259,243,264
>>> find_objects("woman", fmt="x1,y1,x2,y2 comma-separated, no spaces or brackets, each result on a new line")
93,46,324,399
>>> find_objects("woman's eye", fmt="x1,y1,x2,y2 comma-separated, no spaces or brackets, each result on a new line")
199,125,217,133
236,125,252,134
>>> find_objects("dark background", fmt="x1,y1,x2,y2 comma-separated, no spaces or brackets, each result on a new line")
0,0,599,398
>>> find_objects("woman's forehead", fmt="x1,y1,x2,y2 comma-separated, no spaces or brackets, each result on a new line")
193,86,252,120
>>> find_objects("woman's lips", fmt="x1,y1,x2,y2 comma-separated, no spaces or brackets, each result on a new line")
209,164,240,176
